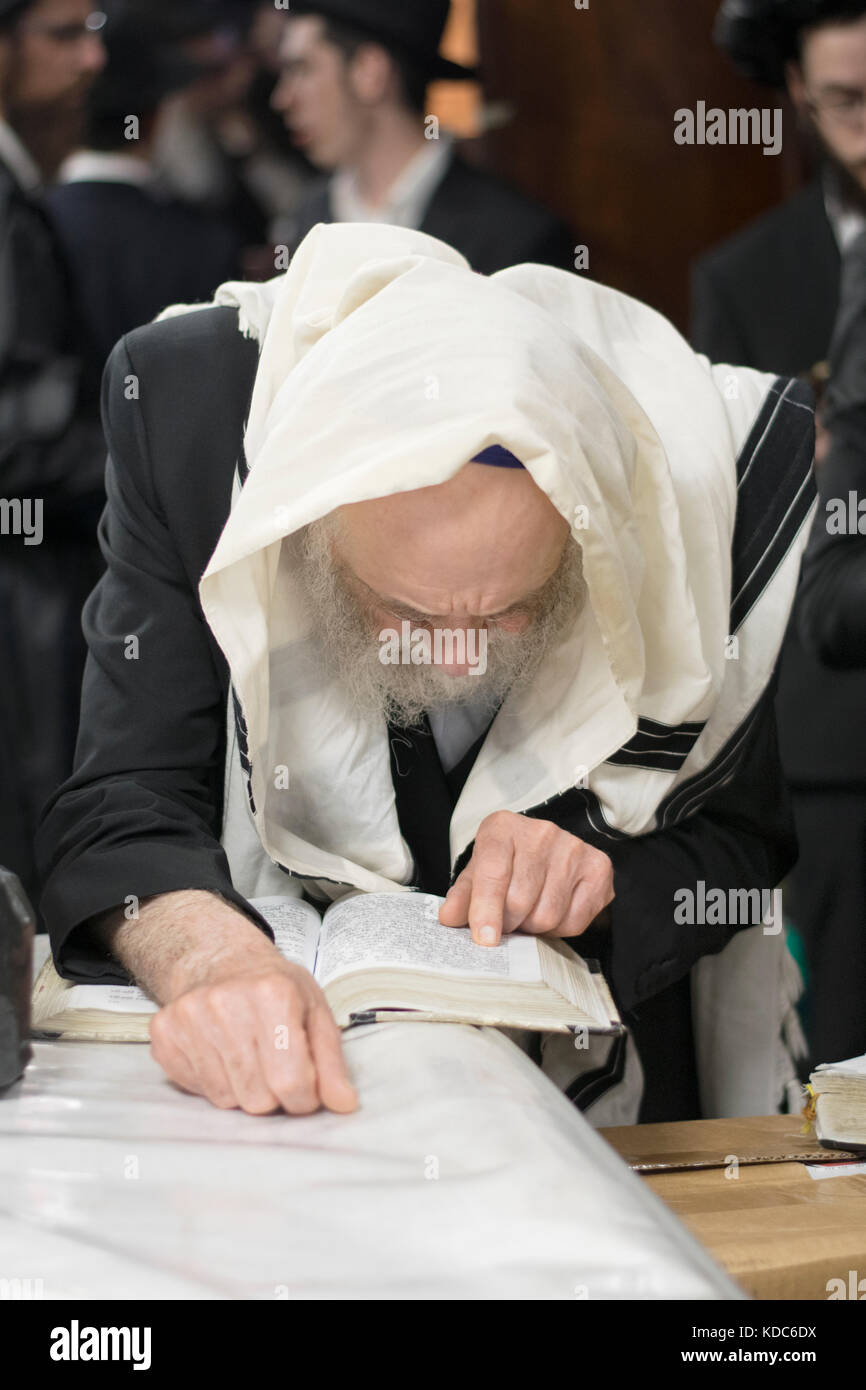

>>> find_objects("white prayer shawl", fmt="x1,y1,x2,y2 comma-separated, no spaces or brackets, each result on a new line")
159,223,814,1120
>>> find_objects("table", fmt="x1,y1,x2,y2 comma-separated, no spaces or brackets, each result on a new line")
602,1115,866,1300
1,1019,740,1300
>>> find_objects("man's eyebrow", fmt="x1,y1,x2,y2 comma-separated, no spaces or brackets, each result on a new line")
816,82,862,96
357,576,547,621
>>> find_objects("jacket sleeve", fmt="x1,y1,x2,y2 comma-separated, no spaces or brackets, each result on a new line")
35,335,272,982
797,228,866,668
577,679,797,1013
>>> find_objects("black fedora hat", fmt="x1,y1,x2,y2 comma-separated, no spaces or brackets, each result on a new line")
290,0,477,82
715,0,866,87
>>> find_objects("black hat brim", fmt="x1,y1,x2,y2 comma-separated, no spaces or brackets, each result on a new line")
431,54,478,82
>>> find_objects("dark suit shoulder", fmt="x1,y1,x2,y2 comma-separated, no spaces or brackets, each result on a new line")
424,154,574,273
118,305,258,440
291,180,333,246
439,154,565,231
104,306,259,575
121,302,252,371
696,181,834,274
48,180,235,238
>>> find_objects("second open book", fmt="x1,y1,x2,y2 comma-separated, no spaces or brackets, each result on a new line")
31,891,623,1042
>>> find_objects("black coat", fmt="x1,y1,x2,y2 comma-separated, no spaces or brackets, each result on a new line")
799,226,866,668
46,178,241,393
691,180,840,377
0,153,106,906
291,151,577,275
35,305,798,1054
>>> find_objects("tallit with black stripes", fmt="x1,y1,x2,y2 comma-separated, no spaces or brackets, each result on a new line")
165,222,815,891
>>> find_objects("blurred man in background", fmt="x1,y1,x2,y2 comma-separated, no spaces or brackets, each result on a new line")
799,223,866,667
693,0,866,1066
275,0,576,275
0,0,106,907
152,0,315,272
692,0,866,374
2,0,105,173
48,1,243,386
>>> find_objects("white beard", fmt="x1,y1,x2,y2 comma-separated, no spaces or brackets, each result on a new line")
293,517,586,728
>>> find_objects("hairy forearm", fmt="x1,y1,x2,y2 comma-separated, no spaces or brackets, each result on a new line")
90,890,280,1005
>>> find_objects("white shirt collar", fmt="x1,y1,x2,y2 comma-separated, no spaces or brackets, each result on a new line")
0,119,41,193
331,132,454,228
59,149,155,187
823,170,866,252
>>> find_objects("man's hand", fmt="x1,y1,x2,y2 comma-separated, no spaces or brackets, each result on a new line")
438,811,614,946
92,890,358,1116
149,956,358,1117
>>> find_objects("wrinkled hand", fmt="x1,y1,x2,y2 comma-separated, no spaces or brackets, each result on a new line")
149,957,358,1116
438,810,614,946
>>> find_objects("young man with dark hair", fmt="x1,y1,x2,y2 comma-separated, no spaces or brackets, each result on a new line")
46,4,242,377
273,0,576,275
693,1,866,1066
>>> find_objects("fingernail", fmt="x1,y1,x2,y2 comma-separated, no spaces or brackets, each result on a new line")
478,925,497,946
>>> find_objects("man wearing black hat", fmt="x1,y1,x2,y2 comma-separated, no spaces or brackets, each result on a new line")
0,0,107,907
692,0,866,1067
693,0,866,375
46,2,242,383
272,0,576,275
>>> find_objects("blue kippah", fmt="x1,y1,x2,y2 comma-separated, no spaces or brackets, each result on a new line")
471,445,525,469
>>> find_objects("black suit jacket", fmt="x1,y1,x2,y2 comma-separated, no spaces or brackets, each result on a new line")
35,307,797,1025
691,180,840,377
0,155,106,904
799,227,866,667
47,179,241,393
291,151,577,275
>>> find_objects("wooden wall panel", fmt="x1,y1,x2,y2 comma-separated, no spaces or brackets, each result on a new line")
475,0,807,329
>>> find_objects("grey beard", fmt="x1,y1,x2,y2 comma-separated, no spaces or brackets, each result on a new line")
293,516,585,728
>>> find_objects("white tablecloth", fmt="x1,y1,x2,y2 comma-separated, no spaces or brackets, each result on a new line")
0,938,741,1300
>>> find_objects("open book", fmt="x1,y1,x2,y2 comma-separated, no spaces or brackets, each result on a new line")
31,891,622,1043
810,1054,866,1153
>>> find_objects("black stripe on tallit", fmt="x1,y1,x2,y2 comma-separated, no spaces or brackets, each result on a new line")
605,716,706,773
729,375,816,633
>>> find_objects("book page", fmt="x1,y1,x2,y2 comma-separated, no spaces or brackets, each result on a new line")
812,1053,866,1080
315,892,541,989
251,896,321,975
62,984,159,1015
538,940,610,1026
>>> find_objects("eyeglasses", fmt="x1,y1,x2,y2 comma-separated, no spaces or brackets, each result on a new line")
806,88,866,130
18,11,106,44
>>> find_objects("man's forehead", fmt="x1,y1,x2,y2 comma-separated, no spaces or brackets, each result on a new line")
801,15,866,81
337,459,554,527
327,464,570,613
280,13,327,59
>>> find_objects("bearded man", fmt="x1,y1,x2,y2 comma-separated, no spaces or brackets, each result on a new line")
695,0,866,1066
36,223,815,1124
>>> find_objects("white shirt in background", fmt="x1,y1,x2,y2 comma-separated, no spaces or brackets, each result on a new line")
331,131,454,228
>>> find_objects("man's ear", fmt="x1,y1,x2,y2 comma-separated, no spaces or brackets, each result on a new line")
786,59,809,117
347,41,396,106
